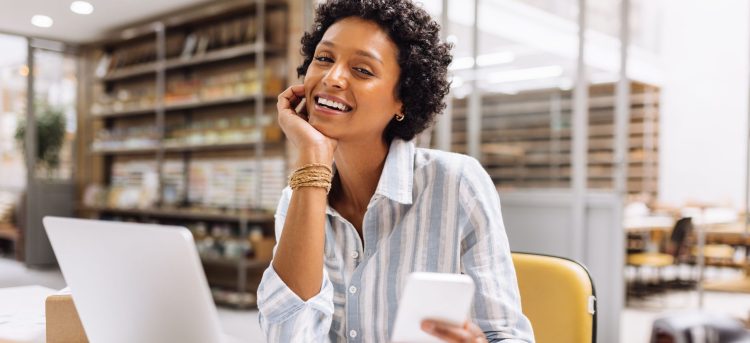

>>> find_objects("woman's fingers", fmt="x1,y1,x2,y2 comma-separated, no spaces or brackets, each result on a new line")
277,84,306,114
464,322,486,340
421,320,475,343
275,84,337,160
290,84,305,98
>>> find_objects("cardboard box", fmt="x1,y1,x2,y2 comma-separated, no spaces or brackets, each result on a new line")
45,294,89,343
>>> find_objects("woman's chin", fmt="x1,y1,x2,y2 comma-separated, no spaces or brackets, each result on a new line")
308,121,339,139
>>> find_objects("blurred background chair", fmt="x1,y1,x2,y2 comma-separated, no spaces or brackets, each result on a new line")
512,252,596,343
627,217,695,300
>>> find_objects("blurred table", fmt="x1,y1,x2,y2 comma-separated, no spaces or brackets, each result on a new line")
625,215,675,253
0,285,55,343
624,215,675,232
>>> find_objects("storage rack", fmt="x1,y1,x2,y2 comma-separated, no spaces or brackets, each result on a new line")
450,81,660,199
76,0,289,308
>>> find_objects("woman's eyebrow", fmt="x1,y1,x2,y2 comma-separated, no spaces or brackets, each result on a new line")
319,40,384,65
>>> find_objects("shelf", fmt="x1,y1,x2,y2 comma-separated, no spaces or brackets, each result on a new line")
163,93,274,111
99,62,158,82
77,205,274,222
92,141,284,155
450,81,660,196
91,146,158,155
94,93,275,118
99,43,284,82
165,43,282,71
163,141,282,153
81,0,289,311
94,107,156,118
210,288,259,309
201,256,270,268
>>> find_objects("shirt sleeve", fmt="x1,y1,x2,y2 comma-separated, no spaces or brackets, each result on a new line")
257,187,335,342
458,158,536,343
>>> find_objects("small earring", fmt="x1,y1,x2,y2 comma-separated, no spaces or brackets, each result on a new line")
394,113,405,122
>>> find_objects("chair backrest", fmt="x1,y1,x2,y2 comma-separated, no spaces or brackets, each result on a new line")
512,252,596,343
669,217,693,258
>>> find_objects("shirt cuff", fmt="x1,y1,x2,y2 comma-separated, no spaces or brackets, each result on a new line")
257,264,334,324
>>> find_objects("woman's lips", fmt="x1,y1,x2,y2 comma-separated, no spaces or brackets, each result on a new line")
312,102,350,116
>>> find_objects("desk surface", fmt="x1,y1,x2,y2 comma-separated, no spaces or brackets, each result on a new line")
0,285,56,343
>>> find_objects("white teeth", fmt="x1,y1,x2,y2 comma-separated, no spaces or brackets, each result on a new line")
317,97,349,111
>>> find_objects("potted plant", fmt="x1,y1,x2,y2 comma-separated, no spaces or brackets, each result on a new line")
14,103,67,178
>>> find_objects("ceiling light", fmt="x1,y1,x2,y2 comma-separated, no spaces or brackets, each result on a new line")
31,15,54,28
476,52,515,67
70,1,94,15
449,52,515,71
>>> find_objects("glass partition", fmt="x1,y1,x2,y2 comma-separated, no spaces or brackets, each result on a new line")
31,47,78,181
0,34,28,193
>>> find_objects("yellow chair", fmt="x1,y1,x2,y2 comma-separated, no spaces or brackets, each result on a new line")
512,252,596,343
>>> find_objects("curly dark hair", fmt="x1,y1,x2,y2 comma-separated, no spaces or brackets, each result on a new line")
297,0,453,142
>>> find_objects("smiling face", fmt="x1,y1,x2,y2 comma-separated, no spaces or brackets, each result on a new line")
303,16,403,143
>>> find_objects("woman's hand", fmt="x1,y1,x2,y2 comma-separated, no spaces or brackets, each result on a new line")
277,84,337,166
421,319,488,343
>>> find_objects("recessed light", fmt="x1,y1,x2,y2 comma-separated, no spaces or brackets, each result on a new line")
70,1,94,15
31,15,53,28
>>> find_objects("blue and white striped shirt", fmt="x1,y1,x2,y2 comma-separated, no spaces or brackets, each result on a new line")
257,138,535,342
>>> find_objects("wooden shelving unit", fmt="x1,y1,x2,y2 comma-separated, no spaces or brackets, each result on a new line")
77,0,289,308
450,81,660,198
77,205,274,223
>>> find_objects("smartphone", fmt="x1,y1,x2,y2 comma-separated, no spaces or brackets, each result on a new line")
391,272,475,343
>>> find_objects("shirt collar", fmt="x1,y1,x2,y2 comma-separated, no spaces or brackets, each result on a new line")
373,138,415,205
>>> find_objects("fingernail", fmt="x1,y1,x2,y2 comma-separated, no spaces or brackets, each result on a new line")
423,322,435,333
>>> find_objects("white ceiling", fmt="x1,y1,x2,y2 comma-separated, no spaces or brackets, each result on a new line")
0,0,213,44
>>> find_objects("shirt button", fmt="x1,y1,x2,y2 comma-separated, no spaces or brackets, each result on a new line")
349,330,358,338
349,286,357,294
351,251,359,259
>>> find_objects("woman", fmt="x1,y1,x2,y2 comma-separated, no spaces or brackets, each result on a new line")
257,0,534,342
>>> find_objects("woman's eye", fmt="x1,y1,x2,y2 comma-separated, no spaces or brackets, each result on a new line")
354,67,374,76
314,56,333,63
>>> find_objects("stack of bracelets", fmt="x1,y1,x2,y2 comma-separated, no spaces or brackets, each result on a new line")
288,163,333,194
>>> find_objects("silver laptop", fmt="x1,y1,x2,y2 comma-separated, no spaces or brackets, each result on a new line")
44,216,243,343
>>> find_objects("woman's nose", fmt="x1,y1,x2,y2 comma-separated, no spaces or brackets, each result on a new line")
322,63,348,89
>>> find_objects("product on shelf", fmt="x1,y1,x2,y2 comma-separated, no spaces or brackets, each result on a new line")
164,113,277,148
167,65,284,105
98,8,286,79
161,160,186,206
105,39,158,72
188,157,285,211
91,124,159,151
108,160,159,208
90,82,157,116
90,65,284,116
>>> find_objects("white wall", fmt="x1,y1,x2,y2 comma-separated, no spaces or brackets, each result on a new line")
659,0,749,209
